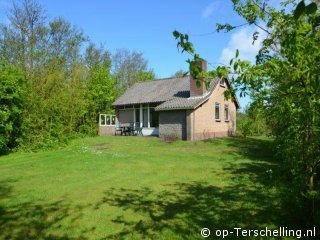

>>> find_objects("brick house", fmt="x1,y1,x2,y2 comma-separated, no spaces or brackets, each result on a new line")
105,62,239,140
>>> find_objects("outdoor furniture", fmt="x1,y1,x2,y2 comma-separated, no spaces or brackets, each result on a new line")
115,123,142,136
114,123,123,136
134,122,143,136
130,122,142,136
122,125,132,136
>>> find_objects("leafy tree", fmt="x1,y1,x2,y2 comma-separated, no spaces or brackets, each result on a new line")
83,43,116,135
174,0,320,223
172,69,187,78
112,49,155,92
0,0,117,149
0,62,25,154
237,102,268,137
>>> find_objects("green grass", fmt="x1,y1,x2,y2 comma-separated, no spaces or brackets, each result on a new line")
0,136,304,239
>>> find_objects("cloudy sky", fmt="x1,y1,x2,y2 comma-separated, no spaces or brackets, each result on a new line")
0,0,265,108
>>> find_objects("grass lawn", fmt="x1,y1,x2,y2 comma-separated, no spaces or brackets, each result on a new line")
0,136,304,239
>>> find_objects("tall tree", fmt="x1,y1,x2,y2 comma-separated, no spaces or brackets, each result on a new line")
112,49,155,92
0,62,25,153
174,0,320,223
83,43,116,135
172,69,187,78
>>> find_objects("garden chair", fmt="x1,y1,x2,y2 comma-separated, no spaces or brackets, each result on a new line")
114,123,123,136
134,122,143,136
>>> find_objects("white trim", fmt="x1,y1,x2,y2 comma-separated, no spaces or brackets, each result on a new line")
215,103,221,121
99,114,116,126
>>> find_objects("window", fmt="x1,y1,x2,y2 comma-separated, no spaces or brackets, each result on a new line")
143,108,148,127
99,114,116,126
220,78,226,87
215,103,220,121
224,104,229,121
150,108,159,127
135,108,140,123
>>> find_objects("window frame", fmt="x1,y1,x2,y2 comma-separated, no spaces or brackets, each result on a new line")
99,114,117,126
215,102,221,121
224,104,229,122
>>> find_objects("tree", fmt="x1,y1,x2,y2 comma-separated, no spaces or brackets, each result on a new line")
172,69,187,78
174,0,320,223
0,62,25,154
0,0,117,149
237,101,268,137
112,49,155,92
83,43,116,135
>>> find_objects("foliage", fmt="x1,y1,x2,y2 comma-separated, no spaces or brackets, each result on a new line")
237,101,269,137
0,0,148,150
83,44,117,135
0,62,25,153
174,0,320,224
172,69,187,78
112,48,155,93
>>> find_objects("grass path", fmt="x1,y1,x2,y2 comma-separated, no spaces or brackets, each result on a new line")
0,136,300,239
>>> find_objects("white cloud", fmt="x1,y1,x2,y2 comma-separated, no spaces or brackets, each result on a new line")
202,2,218,19
218,27,265,65
218,27,267,110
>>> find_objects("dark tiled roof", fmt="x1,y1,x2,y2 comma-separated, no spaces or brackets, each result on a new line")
112,76,240,110
155,78,220,111
112,77,190,106
154,96,209,110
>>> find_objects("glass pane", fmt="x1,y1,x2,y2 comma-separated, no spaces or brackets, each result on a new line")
224,105,229,120
111,116,116,125
215,104,220,119
143,108,148,127
100,114,106,125
150,108,159,127
135,109,140,123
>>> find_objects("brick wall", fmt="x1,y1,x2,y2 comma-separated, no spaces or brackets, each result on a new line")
159,110,187,140
190,61,207,97
192,82,237,140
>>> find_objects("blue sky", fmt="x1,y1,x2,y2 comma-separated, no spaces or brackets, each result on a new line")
0,0,263,109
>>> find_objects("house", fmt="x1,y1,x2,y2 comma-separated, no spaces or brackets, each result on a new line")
100,61,239,140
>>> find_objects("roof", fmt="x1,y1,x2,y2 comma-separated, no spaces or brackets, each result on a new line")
112,77,190,106
112,76,240,110
155,79,219,111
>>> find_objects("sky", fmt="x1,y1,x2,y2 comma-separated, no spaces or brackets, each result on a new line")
0,0,265,109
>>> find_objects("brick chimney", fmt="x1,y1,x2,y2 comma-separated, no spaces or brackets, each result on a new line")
190,60,207,97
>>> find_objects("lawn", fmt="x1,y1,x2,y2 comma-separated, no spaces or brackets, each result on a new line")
0,136,303,239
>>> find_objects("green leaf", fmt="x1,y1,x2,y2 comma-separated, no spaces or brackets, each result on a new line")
294,1,305,20
172,30,180,39
236,49,239,58
305,2,317,15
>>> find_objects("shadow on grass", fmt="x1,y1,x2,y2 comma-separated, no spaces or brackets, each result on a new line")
0,181,93,240
97,182,301,240
96,137,309,239
204,136,275,162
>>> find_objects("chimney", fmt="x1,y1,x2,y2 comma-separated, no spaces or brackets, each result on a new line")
190,60,207,97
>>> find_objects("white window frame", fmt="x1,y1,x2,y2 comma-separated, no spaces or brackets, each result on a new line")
215,103,221,121
224,104,229,121
99,114,116,126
